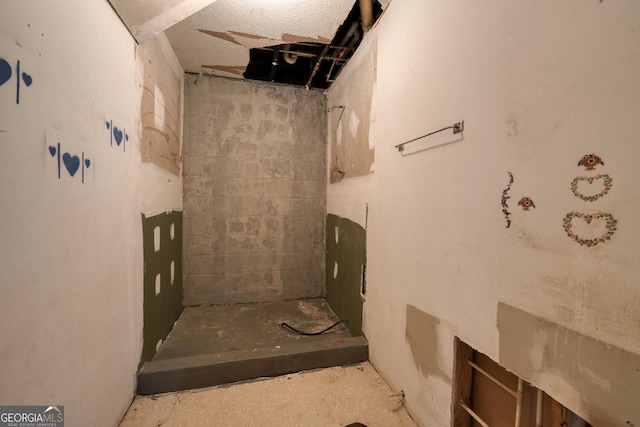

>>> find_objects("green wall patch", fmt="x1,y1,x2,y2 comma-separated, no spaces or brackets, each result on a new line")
140,211,183,369
325,214,365,337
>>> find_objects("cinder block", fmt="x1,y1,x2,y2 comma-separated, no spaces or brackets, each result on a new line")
259,217,282,235
208,78,251,96
259,159,292,179
275,105,288,122
209,177,227,197
282,230,324,252
233,139,259,158
184,216,224,237
184,236,212,256
291,180,325,198
293,160,326,180
183,156,223,179
239,103,253,120
255,235,284,252
255,103,273,119
292,140,326,161
187,136,220,157
187,94,217,117
276,123,294,140
182,274,216,294
226,218,245,234
189,115,215,136
212,253,280,274
183,291,230,306
210,197,247,216
183,197,214,216
230,271,283,292
187,255,216,275
213,236,256,254
280,285,321,301
282,217,324,236
257,140,295,159
224,217,260,235
184,177,213,198
289,198,325,217
213,98,237,119
258,84,296,104
183,76,328,303
278,251,324,271
256,120,277,140
229,287,282,304
261,198,292,216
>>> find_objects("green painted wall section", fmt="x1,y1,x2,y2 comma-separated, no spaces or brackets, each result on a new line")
140,211,183,369
325,214,365,337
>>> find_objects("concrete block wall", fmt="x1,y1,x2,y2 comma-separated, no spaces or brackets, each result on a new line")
183,75,327,305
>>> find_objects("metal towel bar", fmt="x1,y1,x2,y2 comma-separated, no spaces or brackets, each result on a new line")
395,120,464,152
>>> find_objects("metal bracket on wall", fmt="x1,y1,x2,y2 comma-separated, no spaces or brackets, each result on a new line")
395,120,465,153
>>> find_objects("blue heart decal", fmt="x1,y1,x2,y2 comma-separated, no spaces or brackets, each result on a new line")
0,58,12,87
105,121,110,130
63,153,80,177
21,72,32,86
84,158,91,168
113,127,123,146
48,146,56,156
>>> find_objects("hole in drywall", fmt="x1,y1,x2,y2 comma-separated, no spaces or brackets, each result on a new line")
170,222,175,240
154,226,161,252
452,337,596,427
335,226,339,244
155,273,161,296
170,260,175,285
333,261,339,279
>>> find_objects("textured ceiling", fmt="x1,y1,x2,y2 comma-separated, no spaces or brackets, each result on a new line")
164,0,354,79
109,0,387,87
108,0,216,41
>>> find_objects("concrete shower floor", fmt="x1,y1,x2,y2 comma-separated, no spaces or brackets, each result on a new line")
122,362,417,427
138,298,368,395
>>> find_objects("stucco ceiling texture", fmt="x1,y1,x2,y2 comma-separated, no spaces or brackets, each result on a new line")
164,0,355,78
109,0,217,41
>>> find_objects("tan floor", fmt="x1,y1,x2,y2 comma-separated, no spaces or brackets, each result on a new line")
120,362,417,427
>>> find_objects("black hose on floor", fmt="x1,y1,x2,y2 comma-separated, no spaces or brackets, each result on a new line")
280,319,348,336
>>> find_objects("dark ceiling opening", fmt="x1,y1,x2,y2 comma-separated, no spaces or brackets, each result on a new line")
243,1,383,89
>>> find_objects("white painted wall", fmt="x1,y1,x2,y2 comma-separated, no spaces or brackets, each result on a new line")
328,1,640,426
0,1,182,426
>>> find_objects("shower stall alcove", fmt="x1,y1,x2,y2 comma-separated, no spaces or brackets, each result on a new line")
137,75,367,394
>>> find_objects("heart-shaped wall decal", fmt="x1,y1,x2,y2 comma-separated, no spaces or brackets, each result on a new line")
21,72,32,86
63,153,80,177
113,127,123,146
84,158,91,168
48,146,56,157
0,58,12,87
562,211,617,247
570,174,612,202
